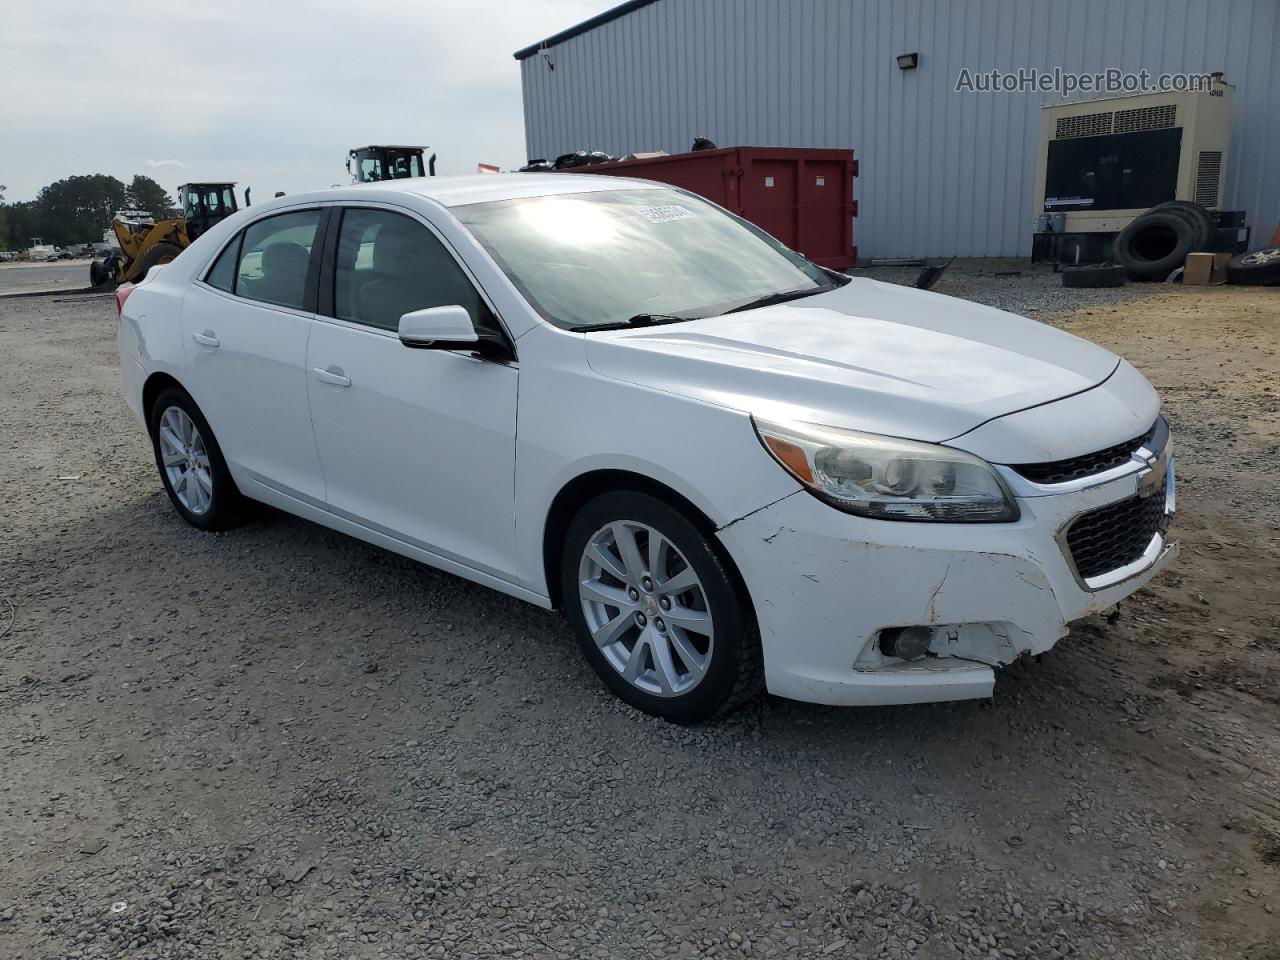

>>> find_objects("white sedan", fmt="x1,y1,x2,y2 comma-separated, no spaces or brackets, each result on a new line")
117,174,1176,722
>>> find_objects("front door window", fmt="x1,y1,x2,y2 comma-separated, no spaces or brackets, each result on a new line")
333,208,485,332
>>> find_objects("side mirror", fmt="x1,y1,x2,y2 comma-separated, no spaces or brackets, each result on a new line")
398,305,480,349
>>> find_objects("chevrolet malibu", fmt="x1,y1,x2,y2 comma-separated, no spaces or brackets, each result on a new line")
117,175,1176,722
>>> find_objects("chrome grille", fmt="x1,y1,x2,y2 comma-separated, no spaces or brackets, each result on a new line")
1012,421,1158,485
1065,493,1167,580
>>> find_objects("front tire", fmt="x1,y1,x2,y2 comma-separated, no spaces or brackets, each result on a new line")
135,241,182,282
561,491,762,723
148,387,245,531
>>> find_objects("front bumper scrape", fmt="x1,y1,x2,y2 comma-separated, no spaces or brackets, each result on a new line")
716,490,1176,707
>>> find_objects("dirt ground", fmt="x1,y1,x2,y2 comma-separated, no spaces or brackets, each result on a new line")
0,279,1277,960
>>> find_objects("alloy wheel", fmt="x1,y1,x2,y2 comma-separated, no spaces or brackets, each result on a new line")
1242,248,1280,266
577,520,715,698
157,406,213,515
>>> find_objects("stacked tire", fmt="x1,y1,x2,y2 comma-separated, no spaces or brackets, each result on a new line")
1113,201,1216,281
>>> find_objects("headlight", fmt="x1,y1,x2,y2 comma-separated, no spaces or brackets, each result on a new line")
753,417,1019,522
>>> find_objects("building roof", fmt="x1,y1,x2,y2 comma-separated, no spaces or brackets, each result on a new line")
513,0,660,60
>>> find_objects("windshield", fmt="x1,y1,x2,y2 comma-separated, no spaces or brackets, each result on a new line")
454,188,833,329
355,151,423,182
184,186,236,218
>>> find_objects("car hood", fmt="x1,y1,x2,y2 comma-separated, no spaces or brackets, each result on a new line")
583,278,1121,444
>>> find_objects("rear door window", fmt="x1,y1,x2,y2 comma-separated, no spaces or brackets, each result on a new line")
235,210,322,311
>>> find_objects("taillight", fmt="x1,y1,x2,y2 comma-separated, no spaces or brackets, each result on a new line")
115,283,135,316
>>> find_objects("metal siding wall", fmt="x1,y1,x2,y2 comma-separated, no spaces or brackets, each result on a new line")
519,0,1280,258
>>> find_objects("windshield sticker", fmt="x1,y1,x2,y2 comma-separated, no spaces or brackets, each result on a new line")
637,204,695,223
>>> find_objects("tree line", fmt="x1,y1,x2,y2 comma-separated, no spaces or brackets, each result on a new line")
0,174,176,250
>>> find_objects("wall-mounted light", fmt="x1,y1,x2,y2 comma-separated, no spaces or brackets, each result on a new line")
542,51,555,71
896,52,919,70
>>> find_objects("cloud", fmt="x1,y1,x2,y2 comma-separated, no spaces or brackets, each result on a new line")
0,0,606,202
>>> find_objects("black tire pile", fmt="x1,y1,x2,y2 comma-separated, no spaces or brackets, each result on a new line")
1113,202,1280,285
1114,201,1216,281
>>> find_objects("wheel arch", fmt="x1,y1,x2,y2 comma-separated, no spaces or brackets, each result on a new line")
541,468,745,611
142,371,190,421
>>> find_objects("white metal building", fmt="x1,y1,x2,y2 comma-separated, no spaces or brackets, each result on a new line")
516,0,1279,259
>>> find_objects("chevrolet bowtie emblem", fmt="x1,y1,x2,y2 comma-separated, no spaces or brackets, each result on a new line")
1133,446,1166,499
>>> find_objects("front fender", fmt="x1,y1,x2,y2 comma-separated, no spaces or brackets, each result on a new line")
512,329,800,597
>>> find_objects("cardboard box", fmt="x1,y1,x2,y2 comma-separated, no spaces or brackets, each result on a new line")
1184,251,1231,285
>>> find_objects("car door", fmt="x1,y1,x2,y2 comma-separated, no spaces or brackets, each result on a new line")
306,204,519,582
182,207,327,504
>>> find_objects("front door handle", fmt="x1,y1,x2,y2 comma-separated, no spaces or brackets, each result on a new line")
191,330,220,348
312,366,351,388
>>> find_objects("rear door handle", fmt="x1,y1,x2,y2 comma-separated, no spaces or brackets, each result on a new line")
312,366,351,388
191,330,220,347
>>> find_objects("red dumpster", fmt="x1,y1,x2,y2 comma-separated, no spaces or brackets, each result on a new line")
565,146,858,268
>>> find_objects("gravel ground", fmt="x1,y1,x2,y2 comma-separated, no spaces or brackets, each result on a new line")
1,269,1278,960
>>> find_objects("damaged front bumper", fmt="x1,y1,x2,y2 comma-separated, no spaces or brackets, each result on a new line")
716,451,1177,706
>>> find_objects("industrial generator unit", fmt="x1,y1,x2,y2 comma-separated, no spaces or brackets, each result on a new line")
1032,81,1238,264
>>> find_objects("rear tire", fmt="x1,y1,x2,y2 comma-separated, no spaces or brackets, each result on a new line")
561,491,762,723
135,241,183,282
148,387,246,531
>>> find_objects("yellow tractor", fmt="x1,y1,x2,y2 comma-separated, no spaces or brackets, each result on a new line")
91,182,242,287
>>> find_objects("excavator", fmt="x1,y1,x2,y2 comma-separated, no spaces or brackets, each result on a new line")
346,145,436,182
90,182,245,287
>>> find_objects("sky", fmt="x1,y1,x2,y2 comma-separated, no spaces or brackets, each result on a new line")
0,0,609,204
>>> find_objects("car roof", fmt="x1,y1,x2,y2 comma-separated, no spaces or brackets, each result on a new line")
306,173,669,210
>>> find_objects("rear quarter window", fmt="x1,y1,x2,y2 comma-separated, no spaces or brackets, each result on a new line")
204,234,241,292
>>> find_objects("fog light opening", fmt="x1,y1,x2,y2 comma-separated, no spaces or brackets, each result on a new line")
879,626,934,661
